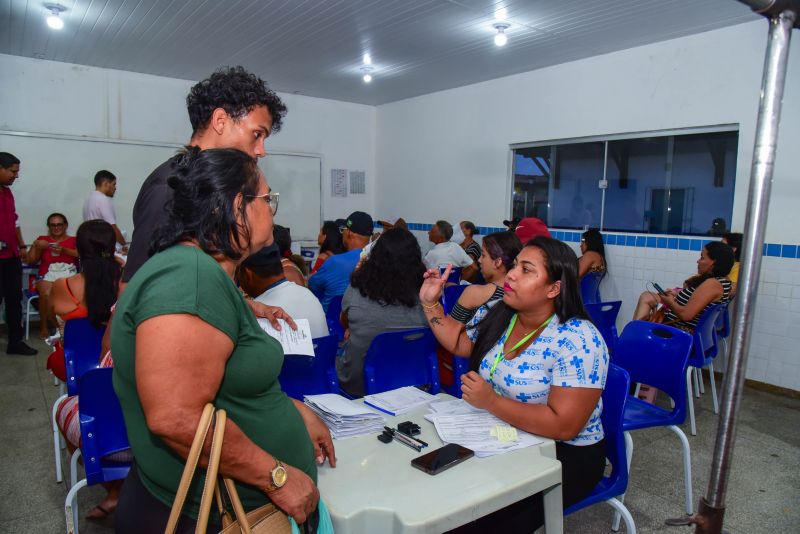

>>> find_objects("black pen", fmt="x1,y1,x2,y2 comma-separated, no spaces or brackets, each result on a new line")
398,429,428,448
385,426,425,450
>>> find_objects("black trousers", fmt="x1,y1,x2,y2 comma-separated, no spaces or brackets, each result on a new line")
449,439,606,533
0,257,23,345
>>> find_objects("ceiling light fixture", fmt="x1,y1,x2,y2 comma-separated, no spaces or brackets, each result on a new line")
45,3,66,30
493,23,510,47
361,67,372,83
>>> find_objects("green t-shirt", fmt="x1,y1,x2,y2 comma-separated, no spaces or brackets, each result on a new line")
112,245,316,518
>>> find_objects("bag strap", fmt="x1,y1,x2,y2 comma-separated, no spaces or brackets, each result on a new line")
222,477,253,534
164,404,215,534
195,409,227,533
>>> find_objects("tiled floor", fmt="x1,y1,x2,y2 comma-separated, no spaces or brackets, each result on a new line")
1,335,798,533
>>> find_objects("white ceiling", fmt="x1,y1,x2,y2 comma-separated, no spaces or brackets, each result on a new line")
1,0,759,105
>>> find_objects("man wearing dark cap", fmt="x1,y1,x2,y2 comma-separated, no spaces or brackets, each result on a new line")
238,244,328,338
309,211,373,312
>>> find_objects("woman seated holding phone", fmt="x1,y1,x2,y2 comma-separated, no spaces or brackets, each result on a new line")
420,236,608,532
633,241,734,331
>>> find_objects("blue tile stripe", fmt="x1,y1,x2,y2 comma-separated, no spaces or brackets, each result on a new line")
399,221,800,258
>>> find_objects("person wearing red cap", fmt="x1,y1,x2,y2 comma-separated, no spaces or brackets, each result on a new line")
514,217,552,243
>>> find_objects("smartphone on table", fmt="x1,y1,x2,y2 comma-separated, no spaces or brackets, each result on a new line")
411,443,474,475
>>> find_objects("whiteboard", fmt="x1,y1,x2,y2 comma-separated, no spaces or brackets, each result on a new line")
1,132,322,246
259,153,322,242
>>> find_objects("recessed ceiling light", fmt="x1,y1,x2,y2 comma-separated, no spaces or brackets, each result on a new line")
361,67,373,83
45,3,66,30
493,23,510,47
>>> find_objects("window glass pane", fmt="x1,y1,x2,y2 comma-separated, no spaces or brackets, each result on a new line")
670,131,737,236
512,147,551,222
603,137,669,233
549,142,604,229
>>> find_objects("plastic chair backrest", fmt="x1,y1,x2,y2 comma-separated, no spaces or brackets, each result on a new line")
584,301,621,353
580,271,604,304
446,267,462,285
363,328,441,395
715,302,731,339
326,295,344,341
279,334,339,400
78,368,131,485
64,318,105,396
442,284,468,315
690,304,723,367
597,364,631,497
612,320,692,413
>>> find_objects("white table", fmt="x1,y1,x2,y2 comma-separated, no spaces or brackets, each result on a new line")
317,394,563,533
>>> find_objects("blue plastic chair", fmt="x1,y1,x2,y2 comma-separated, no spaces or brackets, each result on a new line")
565,364,636,534
363,328,441,395
51,318,105,484
585,301,621,354
687,304,725,435
581,271,604,304
445,266,462,285
326,295,344,342
64,368,131,534
445,355,470,399
441,284,468,315
611,320,694,525
279,334,339,400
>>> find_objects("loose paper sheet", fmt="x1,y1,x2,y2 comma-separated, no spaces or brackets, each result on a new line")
257,318,315,356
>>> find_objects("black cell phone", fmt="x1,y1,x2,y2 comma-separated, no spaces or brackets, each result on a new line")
410,443,474,475
652,282,667,295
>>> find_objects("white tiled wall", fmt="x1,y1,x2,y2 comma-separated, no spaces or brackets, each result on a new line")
409,228,800,392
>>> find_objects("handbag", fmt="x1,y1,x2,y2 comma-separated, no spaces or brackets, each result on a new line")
165,404,293,534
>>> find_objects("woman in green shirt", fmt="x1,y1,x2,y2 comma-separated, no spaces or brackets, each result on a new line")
112,147,334,533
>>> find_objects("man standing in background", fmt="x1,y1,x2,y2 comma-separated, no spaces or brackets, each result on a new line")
83,170,126,247
0,152,37,355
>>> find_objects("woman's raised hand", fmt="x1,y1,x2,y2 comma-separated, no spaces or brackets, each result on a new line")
419,264,451,305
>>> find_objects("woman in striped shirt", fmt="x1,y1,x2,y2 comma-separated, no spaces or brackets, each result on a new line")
633,241,734,331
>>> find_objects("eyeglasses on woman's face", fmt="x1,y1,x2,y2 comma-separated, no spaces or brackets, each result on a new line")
245,191,279,215
48,222,66,228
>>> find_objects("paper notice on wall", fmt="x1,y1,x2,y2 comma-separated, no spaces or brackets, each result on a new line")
257,318,315,356
349,170,366,194
331,169,348,197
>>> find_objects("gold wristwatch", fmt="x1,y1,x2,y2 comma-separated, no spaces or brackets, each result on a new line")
263,459,288,493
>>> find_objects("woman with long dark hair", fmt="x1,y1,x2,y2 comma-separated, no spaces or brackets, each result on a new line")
337,227,428,397
578,228,606,278
420,236,608,532
311,221,345,274
722,232,742,297
633,241,733,331
50,219,121,520
450,231,521,324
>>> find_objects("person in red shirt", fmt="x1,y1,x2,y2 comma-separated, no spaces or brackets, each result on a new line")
0,152,37,355
25,213,79,338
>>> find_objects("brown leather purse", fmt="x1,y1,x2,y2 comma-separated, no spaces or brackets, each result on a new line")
165,404,292,534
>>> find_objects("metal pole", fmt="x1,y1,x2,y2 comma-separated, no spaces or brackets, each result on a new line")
693,7,797,534
600,142,608,231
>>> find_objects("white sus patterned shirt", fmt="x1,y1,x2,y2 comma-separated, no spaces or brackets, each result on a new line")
467,310,608,445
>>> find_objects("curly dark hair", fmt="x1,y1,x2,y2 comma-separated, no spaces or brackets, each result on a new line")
150,147,262,261
350,228,425,307
186,66,287,135
685,242,734,290
76,220,120,328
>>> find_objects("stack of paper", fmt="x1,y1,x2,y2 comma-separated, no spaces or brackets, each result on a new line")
363,386,438,416
304,393,385,439
425,399,544,457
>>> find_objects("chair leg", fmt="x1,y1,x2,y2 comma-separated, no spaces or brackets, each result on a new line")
697,368,705,395
70,449,81,489
52,394,67,483
692,368,701,398
612,432,634,532
607,498,637,534
669,425,693,516
633,383,641,398
686,369,697,436
65,478,87,534
707,363,719,414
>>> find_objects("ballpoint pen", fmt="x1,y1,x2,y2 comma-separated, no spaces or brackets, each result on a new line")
385,426,425,451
